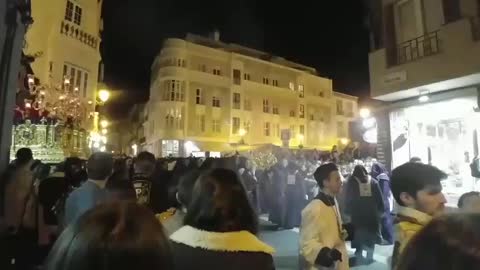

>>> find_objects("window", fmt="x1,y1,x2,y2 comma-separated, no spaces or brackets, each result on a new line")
298,84,305,98
290,110,296,117
232,117,241,134
163,80,185,102
345,102,353,117
273,104,279,115
49,62,53,73
233,69,241,85
300,125,305,135
263,99,270,113
212,119,221,133
244,98,252,111
310,114,314,121
63,64,68,79
299,104,305,118
195,88,203,105
233,93,241,109
83,73,88,98
176,59,186,67
318,90,324,97
336,100,344,115
244,121,250,133
290,125,296,138
199,64,207,72
213,68,221,76
65,1,74,21
337,121,346,137
264,122,271,136
165,115,175,128
70,67,76,91
244,73,251,80
197,115,205,132
263,77,269,85
212,96,221,107
289,82,295,90
275,123,280,138
272,79,279,87
75,70,82,92
74,6,82,25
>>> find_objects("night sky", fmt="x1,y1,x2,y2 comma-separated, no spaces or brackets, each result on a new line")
101,0,370,118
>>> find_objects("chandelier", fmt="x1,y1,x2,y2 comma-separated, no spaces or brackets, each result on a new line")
24,74,87,125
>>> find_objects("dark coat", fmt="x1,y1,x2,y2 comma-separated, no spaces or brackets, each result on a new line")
170,226,276,270
345,176,384,248
269,165,288,226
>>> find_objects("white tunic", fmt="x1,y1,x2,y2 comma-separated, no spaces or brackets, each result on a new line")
299,199,349,270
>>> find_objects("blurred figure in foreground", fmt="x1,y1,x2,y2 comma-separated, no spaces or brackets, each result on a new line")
45,202,173,270
458,191,480,212
390,162,447,268
397,213,480,270
169,168,275,270
156,170,200,236
64,153,113,227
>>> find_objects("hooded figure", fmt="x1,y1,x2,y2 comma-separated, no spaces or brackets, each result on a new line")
345,165,384,265
371,162,394,244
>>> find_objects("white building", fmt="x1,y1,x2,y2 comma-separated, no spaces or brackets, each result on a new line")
368,0,480,202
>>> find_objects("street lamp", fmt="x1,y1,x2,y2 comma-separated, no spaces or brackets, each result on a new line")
340,138,349,145
359,108,371,119
98,89,110,103
239,128,246,136
100,119,109,129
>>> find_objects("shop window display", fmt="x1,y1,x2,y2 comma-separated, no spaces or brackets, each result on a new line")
390,97,479,206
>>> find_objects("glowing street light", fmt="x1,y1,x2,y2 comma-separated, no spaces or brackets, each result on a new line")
100,120,109,128
239,128,247,136
418,95,429,103
101,128,108,135
359,108,371,119
98,89,110,103
340,138,350,145
298,134,305,141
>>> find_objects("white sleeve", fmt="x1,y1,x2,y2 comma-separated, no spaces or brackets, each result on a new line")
299,202,335,265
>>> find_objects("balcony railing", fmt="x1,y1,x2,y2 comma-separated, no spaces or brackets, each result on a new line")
396,31,440,65
60,21,99,50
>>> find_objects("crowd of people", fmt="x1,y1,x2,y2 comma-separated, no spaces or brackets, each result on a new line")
1,147,480,270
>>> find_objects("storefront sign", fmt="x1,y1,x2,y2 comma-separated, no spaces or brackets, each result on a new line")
383,71,407,85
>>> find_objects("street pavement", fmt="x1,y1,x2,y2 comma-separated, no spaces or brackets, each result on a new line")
259,228,393,270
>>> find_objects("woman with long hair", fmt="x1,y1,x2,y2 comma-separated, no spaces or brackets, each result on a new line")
170,168,275,270
397,213,480,270
45,202,173,270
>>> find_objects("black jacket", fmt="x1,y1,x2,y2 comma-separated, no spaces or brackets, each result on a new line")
170,226,276,270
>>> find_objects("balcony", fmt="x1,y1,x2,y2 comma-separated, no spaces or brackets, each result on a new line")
60,21,99,50
395,31,440,66
369,18,480,101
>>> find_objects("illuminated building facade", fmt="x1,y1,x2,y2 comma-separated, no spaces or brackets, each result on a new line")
146,33,358,157
368,0,480,203
24,0,103,128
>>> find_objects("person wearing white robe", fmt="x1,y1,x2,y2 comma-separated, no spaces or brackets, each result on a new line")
299,163,349,270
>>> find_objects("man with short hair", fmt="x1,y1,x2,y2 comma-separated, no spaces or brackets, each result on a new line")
131,151,156,205
299,163,348,270
390,162,447,267
64,152,113,226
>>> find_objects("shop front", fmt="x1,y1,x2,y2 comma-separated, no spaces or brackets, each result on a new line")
389,92,480,205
